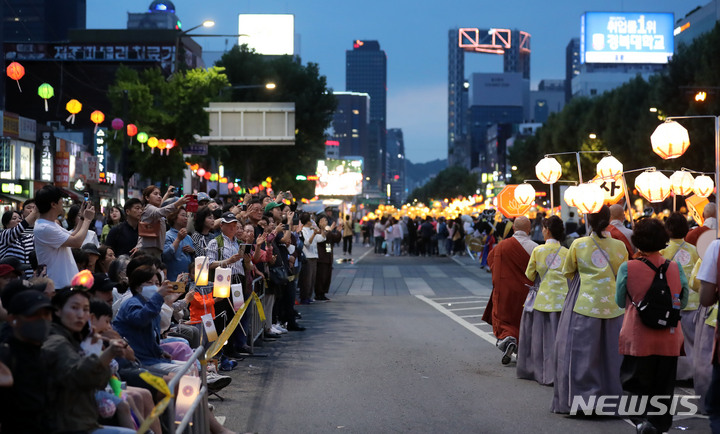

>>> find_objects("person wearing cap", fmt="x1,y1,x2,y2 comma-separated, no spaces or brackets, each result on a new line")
0,289,53,434
34,185,96,288
136,185,189,258
82,243,101,273
0,257,28,281
90,273,116,305
105,198,142,258
163,206,195,281
265,201,284,221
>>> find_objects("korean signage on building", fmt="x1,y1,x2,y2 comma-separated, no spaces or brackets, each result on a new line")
95,129,106,179
40,132,53,182
54,152,70,188
581,12,674,64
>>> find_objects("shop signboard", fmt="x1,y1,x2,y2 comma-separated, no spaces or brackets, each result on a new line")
54,152,70,187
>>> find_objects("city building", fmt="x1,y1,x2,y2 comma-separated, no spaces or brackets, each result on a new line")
529,79,566,123
1,0,86,42
330,92,370,158
386,128,406,205
565,38,581,102
127,0,182,30
674,0,720,48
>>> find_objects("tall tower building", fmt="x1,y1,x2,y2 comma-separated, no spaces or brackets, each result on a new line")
565,38,581,102
331,92,370,157
1,0,86,41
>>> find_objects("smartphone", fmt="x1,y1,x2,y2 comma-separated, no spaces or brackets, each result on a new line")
185,194,198,213
244,244,252,254
83,192,90,201
169,281,186,293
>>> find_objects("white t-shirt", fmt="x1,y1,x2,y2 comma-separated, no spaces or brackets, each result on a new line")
698,239,720,284
34,218,77,288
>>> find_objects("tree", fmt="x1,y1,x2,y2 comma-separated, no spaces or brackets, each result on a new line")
409,166,479,203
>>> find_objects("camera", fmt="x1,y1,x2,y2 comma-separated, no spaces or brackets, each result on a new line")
169,282,186,293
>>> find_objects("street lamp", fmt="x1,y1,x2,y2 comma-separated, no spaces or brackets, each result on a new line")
174,20,215,72
218,83,277,97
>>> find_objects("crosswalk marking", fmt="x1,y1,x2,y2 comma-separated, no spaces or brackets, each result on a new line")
453,277,487,296
423,265,447,278
415,295,497,346
348,278,373,295
404,277,435,296
382,266,401,278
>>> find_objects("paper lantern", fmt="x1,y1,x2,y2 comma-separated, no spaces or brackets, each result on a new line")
71,270,94,288
175,375,200,423
213,267,231,298
137,132,148,152
194,256,209,286
563,185,579,208
575,183,605,214
635,170,671,203
651,121,690,159
535,157,562,184
203,172,212,180
693,175,714,198
65,99,82,124
37,83,54,111
90,110,104,133
148,137,158,154
596,155,623,179
669,170,695,196
231,284,244,310
227,182,234,189
157,139,167,152
127,124,137,137
196,168,206,177
234,186,241,193
514,183,535,207
111,118,124,139
6,62,24,91
166,139,176,152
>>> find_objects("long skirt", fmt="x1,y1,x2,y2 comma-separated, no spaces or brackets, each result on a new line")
677,309,698,381
693,306,715,414
551,274,624,414
517,308,561,386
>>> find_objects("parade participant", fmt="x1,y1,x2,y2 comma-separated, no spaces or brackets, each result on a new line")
483,216,537,365
686,203,717,245
315,214,340,301
552,205,627,414
697,238,720,432
608,204,634,256
616,218,687,433
518,215,569,385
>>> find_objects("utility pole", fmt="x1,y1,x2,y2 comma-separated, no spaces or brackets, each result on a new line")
121,90,130,201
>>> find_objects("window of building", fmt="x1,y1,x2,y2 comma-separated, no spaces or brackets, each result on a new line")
590,89,597,96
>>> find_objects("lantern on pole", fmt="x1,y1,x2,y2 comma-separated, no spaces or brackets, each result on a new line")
111,118,124,139
147,137,158,154
65,99,82,124
575,183,605,214
535,157,562,184
635,170,672,203
693,175,714,198
6,62,24,91
669,170,695,196
213,267,231,298
196,168,206,177
514,183,535,207
126,124,137,146
596,155,623,178
137,132,148,152
90,110,104,133
651,121,690,159
563,185,580,208
166,139,176,154
157,139,167,155
37,83,54,111
194,257,209,286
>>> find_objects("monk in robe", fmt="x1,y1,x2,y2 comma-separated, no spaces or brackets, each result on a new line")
608,204,634,258
483,216,537,365
686,203,717,246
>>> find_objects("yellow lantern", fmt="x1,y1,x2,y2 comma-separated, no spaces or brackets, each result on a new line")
563,185,579,208
514,183,535,207
651,121,690,159
693,175,714,198
213,267,231,298
635,170,671,203
65,99,82,124
596,155,623,178
194,256,209,286
669,170,695,196
575,183,605,214
535,157,562,184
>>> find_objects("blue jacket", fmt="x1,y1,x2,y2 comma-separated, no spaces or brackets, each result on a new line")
113,292,166,367
163,227,194,281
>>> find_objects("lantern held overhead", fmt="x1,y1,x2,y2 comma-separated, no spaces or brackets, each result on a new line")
596,155,623,178
651,121,690,160
575,183,605,214
513,183,536,207
635,170,672,203
535,157,562,184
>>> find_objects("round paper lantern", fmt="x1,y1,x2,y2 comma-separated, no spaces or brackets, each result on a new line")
651,121,690,160
157,139,167,152
693,175,714,198
535,157,562,184
37,83,54,111
669,171,695,196
203,172,211,180
127,124,138,137
111,118,124,139
137,132,148,152
227,182,234,190
596,155,623,179
6,62,24,91
196,168,206,177
65,99,82,124
234,186,241,193
90,110,104,133
148,137,158,154
635,171,672,203
514,183,535,207
563,185,580,208
575,183,605,214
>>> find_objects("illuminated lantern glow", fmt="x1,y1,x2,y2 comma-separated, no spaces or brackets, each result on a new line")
38,83,54,111
137,132,148,152
514,183,535,207
635,170,672,203
669,171,695,196
194,257,209,286
65,99,82,124
596,155,623,178
127,124,138,137
148,137,158,154
535,157,562,184
575,183,606,214
210,173,218,182
90,110,104,133
693,175,715,198
213,268,231,298
651,121,690,160
191,164,199,171
203,172,211,180
233,186,241,193
111,118,124,139
166,139,176,154
227,182,234,189
6,62,24,91
196,168,206,177
71,270,94,288
563,185,580,208
157,139,167,152
220,177,228,183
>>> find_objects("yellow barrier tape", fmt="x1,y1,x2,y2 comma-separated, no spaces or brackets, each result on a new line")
139,371,172,397
136,395,172,434
205,292,266,360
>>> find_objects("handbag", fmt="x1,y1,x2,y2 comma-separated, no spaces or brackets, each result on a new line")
269,264,289,286
138,220,161,238
524,247,561,312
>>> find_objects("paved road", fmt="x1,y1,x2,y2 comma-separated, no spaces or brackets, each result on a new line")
212,246,709,433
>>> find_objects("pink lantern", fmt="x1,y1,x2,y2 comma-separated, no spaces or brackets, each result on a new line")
111,118,124,138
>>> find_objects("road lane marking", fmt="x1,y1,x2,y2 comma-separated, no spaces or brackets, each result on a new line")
354,249,372,264
432,296,486,301
404,277,435,296
383,266,401,278
415,295,496,346
453,277,488,296
437,300,488,305
348,278,373,295
423,265,447,278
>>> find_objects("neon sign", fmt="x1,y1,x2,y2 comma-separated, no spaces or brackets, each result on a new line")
458,28,531,54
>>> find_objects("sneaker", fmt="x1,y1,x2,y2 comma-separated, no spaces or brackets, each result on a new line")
238,344,254,355
315,295,331,301
275,323,288,334
496,336,513,352
206,372,232,392
264,330,281,339
271,324,286,334
501,339,517,365
219,358,237,371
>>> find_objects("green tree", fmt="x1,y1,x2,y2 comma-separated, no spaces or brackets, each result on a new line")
409,166,479,203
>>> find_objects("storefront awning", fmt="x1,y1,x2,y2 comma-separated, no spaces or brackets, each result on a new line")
0,193,27,204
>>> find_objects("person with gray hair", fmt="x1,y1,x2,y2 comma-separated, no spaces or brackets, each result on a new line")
686,203,717,246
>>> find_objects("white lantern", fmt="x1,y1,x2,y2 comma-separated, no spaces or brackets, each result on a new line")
635,170,672,203
194,256,209,286
693,175,715,198
575,183,605,214
212,267,231,298
535,157,562,184
564,185,579,208
596,155,623,179
514,183,535,207
175,375,201,422
651,121,690,160
669,170,695,196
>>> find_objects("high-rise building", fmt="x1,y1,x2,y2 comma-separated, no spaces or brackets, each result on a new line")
565,38,581,102
386,128,406,205
1,0,86,41
674,0,720,48
331,92,370,158
127,1,182,30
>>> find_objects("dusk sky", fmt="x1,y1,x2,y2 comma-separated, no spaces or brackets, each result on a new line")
88,0,701,163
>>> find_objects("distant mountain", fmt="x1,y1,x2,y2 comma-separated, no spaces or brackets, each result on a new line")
406,158,448,192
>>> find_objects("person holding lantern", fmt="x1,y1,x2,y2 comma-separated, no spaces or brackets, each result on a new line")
552,205,628,414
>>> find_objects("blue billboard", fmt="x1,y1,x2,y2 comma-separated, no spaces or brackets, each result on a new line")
581,12,674,64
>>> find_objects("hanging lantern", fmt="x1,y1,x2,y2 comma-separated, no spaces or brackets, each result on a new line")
137,132,148,152
563,185,580,208
535,157,562,184
71,270,94,288
669,170,695,196
37,83,54,111
6,62,24,91
596,155,623,178
693,175,714,198
111,118,124,139
651,121,690,159
157,139,167,155
234,186,241,193
514,183,535,207
90,110,104,133
166,139,176,154
575,183,606,214
228,182,234,190
65,99,82,124
213,267,231,298
635,170,671,203
203,172,212,180
148,137,158,154
196,168,206,177
194,256,209,286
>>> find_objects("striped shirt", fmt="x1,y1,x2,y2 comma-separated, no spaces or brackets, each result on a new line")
4,226,34,279
206,234,245,283
0,220,31,260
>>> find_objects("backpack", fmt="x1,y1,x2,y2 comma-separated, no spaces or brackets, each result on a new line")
630,258,681,329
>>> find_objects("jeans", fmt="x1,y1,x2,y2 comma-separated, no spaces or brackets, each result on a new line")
343,235,353,254
392,238,401,256
375,237,384,253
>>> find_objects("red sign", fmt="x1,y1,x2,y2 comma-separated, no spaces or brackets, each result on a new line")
54,152,70,188
325,140,339,147
497,185,532,218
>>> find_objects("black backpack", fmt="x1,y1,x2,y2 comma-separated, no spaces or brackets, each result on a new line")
631,258,681,329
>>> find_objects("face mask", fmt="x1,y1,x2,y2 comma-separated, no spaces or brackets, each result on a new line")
16,319,50,343
141,285,159,299
288,245,296,255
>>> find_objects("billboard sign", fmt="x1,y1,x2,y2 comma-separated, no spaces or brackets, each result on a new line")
581,12,674,64
238,14,294,56
315,159,363,196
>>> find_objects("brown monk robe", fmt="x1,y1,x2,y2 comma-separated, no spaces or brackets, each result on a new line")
686,203,716,246
608,225,633,258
